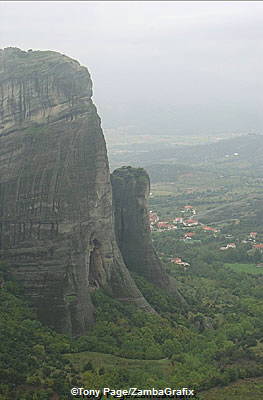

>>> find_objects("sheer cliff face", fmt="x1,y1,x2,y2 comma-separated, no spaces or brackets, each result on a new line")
111,167,184,301
111,167,169,287
0,48,151,336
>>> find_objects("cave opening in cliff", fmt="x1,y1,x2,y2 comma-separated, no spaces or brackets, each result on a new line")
88,238,101,288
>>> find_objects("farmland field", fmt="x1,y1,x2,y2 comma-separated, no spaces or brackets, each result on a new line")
225,263,263,275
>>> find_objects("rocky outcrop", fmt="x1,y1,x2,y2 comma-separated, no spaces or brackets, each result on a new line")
0,48,152,336
111,166,184,301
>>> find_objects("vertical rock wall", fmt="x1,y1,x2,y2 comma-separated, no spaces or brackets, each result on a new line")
0,48,152,336
111,167,185,303
111,167,169,286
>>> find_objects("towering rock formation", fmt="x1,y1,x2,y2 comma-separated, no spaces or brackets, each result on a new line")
0,48,152,336
111,167,184,300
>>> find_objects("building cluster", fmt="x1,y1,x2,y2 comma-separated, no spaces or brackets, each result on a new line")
220,232,263,252
149,209,263,271
149,207,219,238
247,232,263,250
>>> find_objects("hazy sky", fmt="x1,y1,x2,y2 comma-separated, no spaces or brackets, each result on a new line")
1,1,263,136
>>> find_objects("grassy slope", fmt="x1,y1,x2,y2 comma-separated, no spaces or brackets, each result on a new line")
67,351,170,374
225,263,263,275
200,377,263,400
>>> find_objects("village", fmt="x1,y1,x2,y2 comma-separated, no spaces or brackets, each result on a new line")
149,205,263,270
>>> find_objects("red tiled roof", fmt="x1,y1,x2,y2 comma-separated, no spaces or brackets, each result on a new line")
157,222,170,228
202,226,217,232
253,244,263,249
171,257,182,263
184,232,195,237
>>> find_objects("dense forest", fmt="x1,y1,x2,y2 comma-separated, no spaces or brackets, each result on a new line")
1,237,262,399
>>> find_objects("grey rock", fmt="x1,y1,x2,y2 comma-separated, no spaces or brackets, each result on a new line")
111,166,185,304
0,48,153,336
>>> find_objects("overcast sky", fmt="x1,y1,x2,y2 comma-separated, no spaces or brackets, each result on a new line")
1,1,263,136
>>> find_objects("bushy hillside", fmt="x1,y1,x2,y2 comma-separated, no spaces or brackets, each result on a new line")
0,267,76,400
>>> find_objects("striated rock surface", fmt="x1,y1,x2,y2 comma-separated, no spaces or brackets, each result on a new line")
0,48,152,336
111,166,184,301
